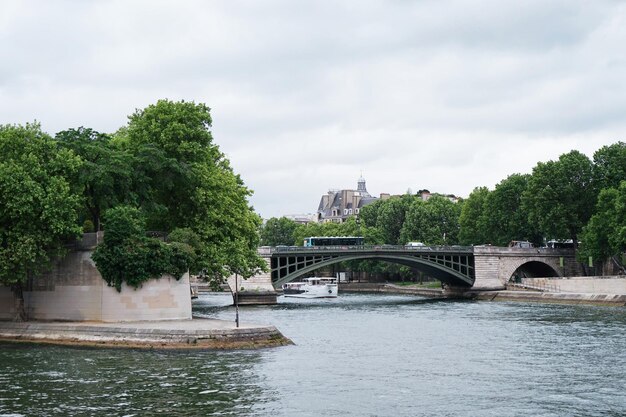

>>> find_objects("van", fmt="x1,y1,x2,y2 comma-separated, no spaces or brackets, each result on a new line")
406,242,425,247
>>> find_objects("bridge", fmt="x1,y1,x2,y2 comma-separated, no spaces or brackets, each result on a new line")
271,245,475,287
228,245,582,301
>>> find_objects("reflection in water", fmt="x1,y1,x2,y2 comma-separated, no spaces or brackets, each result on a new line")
1,293,625,416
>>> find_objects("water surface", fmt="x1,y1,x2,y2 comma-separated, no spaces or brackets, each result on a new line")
1,293,624,416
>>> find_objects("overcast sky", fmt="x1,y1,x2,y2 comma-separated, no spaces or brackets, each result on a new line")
2,1,625,219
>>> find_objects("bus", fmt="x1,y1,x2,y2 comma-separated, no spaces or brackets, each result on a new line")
303,236,364,247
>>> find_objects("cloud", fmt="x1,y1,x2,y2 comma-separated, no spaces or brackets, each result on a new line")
1,0,625,218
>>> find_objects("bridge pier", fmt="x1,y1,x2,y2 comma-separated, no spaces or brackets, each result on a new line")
472,246,581,290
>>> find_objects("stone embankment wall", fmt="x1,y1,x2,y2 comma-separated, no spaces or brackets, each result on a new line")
470,290,626,306
0,246,191,322
340,283,445,297
0,319,292,349
520,276,626,294
225,255,277,305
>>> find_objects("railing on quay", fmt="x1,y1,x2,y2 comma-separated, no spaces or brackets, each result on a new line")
508,281,560,293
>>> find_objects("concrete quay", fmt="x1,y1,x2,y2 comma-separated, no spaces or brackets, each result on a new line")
0,318,293,350
467,290,626,306
340,282,626,306
340,282,445,297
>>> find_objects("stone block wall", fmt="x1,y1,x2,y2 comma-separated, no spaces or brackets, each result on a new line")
521,276,626,294
0,249,191,322
473,252,505,290
226,257,275,293
472,246,583,290
100,274,191,321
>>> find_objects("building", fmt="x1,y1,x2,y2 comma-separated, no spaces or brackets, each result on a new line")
283,213,317,225
316,176,383,223
417,189,460,203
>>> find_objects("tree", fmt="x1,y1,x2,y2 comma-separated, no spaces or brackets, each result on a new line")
522,150,596,247
482,174,541,246
376,196,411,245
359,199,383,228
0,123,82,320
458,186,490,245
292,221,344,246
56,127,134,231
357,199,385,243
125,100,216,231
579,181,626,267
91,206,192,291
167,227,204,275
124,99,266,284
593,142,626,191
260,217,299,246
400,196,461,245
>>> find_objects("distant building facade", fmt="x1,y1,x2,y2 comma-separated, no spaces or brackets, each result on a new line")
417,189,460,203
317,176,384,223
315,180,460,224
283,213,317,225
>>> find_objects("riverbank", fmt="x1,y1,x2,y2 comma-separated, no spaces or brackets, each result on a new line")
341,282,626,306
340,282,445,297
0,318,293,350
467,290,626,306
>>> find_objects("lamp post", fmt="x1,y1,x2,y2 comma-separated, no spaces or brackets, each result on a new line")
355,216,361,282
234,273,239,328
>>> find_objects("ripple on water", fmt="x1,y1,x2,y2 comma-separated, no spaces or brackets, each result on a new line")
1,293,626,416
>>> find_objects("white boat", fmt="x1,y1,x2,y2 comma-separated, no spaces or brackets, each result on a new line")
282,277,338,298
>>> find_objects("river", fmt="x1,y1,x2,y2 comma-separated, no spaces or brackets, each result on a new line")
1,293,625,416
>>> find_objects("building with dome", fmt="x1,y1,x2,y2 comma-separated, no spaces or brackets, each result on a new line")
316,176,389,223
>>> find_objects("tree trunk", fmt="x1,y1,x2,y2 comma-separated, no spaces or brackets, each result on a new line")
11,283,27,322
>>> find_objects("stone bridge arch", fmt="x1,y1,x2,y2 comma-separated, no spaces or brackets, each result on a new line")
501,258,562,283
472,246,579,290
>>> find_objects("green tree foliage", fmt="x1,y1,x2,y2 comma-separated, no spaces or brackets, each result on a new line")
0,123,82,319
482,174,541,246
400,196,461,245
91,206,192,291
593,142,626,191
579,182,626,264
376,196,411,245
125,100,216,230
359,199,382,228
56,127,134,231
458,187,490,245
260,217,300,246
522,150,596,246
292,221,344,246
124,99,266,282
167,227,203,274
355,200,385,243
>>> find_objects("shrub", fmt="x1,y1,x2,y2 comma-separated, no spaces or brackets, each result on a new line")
92,206,192,291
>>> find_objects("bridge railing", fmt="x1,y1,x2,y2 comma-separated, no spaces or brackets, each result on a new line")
269,245,474,253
